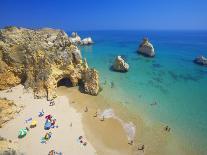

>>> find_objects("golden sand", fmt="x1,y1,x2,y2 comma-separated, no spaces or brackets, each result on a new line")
57,86,178,155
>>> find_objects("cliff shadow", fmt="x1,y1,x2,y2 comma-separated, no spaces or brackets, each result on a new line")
57,77,73,87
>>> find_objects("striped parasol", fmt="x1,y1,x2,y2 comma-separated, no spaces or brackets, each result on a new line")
18,128,27,138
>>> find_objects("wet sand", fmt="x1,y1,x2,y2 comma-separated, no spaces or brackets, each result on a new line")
0,85,198,155
57,86,178,155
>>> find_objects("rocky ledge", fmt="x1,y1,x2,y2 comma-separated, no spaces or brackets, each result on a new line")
138,38,155,57
194,55,207,66
112,56,129,72
0,26,99,100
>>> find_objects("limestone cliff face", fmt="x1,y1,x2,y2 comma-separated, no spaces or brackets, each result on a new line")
0,26,99,100
0,98,22,128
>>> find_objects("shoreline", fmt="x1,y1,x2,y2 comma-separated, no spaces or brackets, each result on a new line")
57,86,199,155
0,85,201,155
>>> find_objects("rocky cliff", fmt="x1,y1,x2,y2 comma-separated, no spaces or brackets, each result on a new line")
0,26,99,100
0,98,22,128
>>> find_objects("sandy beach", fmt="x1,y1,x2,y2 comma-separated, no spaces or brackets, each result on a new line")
0,85,96,155
0,85,198,155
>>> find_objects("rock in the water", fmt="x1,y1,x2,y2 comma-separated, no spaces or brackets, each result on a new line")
138,38,155,57
0,26,100,100
194,56,207,66
69,32,82,45
112,56,129,72
81,37,94,45
69,32,94,45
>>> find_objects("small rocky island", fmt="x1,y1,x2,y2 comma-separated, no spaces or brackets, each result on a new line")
0,26,99,100
69,32,94,45
194,55,207,66
112,56,129,72
138,38,155,57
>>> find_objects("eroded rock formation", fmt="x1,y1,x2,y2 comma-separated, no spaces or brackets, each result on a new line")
138,38,155,57
0,98,22,128
0,136,19,155
0,26,99,100
69,32,94,45
81,37,94,45
112,56,129,72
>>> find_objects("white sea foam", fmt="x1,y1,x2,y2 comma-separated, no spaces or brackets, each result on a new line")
99,108,136,140
99,108,114,118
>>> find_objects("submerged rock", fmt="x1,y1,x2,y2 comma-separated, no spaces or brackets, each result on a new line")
138,38,155,57
112,56,129,72
0,26,100,100
194,56,207,66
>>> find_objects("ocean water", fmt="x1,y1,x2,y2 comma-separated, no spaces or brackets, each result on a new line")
69,30,207,154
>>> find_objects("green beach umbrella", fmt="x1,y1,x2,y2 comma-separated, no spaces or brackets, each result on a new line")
18,128,27,138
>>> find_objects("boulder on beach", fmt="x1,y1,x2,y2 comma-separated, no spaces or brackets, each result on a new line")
138,38,155,57
194,55,207,66
112,56,129,72
81,37,94,45
0,26,100,100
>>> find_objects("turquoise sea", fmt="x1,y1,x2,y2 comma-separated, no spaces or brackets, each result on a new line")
69,31,207,154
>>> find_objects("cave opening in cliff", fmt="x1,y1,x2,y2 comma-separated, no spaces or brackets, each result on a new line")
57,77,73,87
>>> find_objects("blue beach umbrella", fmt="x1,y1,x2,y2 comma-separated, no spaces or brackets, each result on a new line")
44,121,51,130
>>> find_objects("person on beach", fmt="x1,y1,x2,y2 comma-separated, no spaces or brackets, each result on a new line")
138,144,145,152
100,116,105,121
49,100,55,106
84,106,88,112
128,140,133,145
93,111,97,117
164,125,171,132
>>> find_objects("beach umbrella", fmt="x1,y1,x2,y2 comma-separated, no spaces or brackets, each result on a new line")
18,128,27,138
44,121,51,130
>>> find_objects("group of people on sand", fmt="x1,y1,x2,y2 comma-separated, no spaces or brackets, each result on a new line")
84,106,105,121
128,140,145,152
164,125,171,132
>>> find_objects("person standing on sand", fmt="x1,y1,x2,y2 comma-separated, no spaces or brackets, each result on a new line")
138,144,145,152
100,116,104,121
84,106,88,112
93,111,97,117
128,140,133,145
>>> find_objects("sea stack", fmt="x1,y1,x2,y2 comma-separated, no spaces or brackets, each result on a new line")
138,37,155,57
194,55,207,66
112,56,129,72
69,32,82,45
0,26,100,100
81,37,94,45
